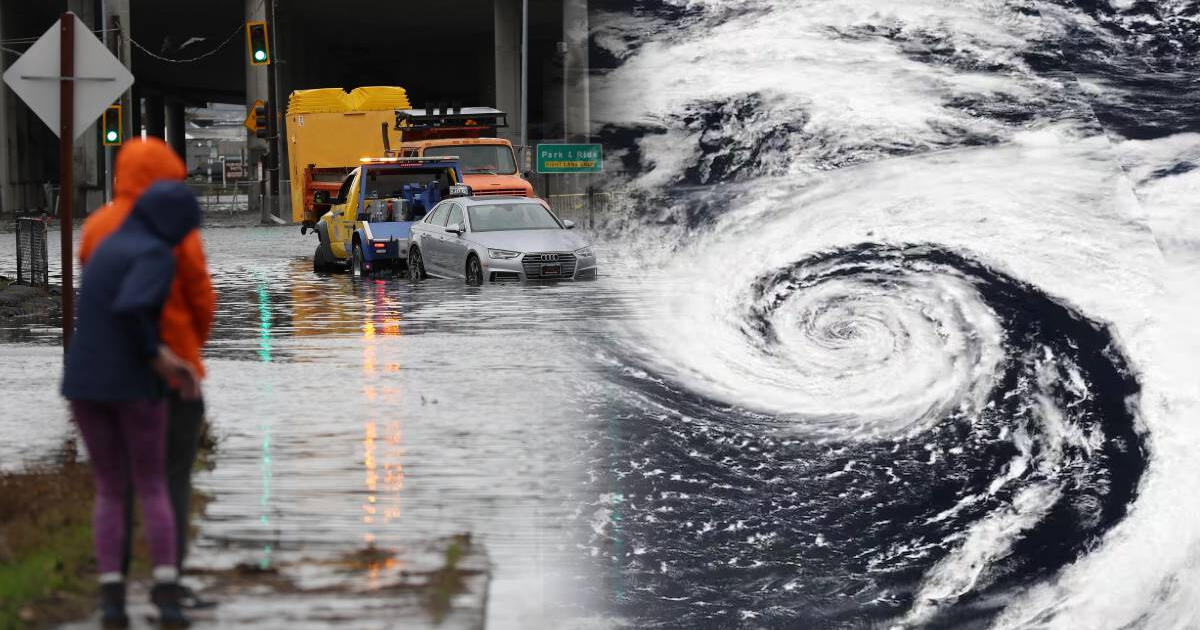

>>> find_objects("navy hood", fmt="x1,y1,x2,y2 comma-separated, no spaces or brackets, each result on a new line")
130,181,200,245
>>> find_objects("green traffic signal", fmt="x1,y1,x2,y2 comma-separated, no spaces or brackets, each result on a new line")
102,105,122,146
246,21,271,65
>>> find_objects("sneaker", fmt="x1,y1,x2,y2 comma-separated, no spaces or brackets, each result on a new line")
150,583,192,629
99,583,129,629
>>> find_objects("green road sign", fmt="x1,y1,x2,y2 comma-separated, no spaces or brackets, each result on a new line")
536,143,602,174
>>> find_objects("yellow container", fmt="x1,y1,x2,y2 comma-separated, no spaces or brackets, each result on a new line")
286,87,412,223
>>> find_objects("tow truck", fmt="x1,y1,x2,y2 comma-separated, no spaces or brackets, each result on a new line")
311,157,467,277
285,88,535,274
395,106,533,198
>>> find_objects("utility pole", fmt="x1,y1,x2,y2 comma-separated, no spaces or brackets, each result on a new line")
264,0,284,221
520,0,528,161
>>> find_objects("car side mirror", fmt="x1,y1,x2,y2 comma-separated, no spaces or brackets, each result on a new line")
445,222,465,235
563,219,576,229
313,190,331,204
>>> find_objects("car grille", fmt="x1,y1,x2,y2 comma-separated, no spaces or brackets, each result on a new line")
473,188,527,197
522,252,577,278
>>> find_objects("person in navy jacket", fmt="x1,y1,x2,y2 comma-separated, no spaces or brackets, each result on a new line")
63,180,201,629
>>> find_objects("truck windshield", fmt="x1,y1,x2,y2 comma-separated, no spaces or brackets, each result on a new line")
468,203,561,232
423,144,517,175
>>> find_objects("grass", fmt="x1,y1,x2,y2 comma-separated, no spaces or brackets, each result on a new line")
0,454,99,629
424,533,473,624
0,434,212,630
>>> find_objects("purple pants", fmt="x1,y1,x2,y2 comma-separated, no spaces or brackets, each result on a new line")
71,399,177,573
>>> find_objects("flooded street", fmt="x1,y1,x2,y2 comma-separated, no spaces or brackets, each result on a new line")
0,225,624,627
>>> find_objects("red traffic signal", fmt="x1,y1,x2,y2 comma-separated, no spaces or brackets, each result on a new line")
246,21,271,66
102,105,122,146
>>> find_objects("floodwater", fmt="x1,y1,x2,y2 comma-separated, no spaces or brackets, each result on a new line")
0,225,623,628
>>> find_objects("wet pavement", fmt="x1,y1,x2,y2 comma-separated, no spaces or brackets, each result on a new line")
0,224,621,628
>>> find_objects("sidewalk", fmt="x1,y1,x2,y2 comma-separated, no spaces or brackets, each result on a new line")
59,535,490,630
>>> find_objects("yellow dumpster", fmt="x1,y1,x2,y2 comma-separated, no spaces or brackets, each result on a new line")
285,86,412,224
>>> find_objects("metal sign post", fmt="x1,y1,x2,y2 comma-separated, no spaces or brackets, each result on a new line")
2,12,134,348
58,14,75,348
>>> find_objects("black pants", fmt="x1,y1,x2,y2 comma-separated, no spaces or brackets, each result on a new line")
121,391,205,573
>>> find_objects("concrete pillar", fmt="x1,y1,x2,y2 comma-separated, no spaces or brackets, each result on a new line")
69,0,104,215
562,0,589,143
144,94,165,139
493,0,522,146
109,0,133,141
166,100,186,164
101,0,131,205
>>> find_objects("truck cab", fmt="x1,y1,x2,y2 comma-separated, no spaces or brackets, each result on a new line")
395,107,534,198
400,138,533,198
312,157,465,276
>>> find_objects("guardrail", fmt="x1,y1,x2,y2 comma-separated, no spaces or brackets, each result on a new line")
15,217,49,288
186,181,255,214
546,191,627,229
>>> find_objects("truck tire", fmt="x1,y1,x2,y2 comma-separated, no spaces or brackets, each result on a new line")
313,241,339,274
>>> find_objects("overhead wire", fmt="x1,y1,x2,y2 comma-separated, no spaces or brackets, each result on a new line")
128,21,244,64
130,0,265,64
0,0,265,64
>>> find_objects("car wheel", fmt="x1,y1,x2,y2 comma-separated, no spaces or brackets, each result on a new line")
408,246,426,282
352,243,365,279
313,240,338,274
465,254,483,286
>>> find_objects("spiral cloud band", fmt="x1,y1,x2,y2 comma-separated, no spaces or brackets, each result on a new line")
591,243,1146,628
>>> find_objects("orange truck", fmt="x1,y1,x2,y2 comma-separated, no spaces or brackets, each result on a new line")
287,89,533,231
395,107,533,198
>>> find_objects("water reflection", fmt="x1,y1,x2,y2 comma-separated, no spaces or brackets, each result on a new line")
255,278,276,570
1,226,623,626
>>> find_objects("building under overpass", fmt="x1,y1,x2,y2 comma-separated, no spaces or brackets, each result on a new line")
0,0,590,218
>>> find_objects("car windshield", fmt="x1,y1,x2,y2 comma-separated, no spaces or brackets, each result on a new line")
423,144,517,175
468,203,561,232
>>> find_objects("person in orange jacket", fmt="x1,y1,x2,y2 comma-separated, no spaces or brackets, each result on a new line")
80,137,216,609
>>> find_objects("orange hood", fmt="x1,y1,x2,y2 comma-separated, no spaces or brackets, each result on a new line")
462,173,534,196
113,137,187,201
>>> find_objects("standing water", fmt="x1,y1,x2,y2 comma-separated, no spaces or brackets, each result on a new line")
0,226,627,628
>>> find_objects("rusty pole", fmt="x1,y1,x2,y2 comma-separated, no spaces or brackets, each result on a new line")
59,12,75,349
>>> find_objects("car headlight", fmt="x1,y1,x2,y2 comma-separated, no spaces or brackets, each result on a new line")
488,248,520,259
574,246,594,258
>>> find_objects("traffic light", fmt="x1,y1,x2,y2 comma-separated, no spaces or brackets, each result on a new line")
254,101,270,139
101,105,122,146
246,21,271,65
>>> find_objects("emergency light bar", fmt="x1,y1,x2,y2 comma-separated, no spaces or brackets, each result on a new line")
395,107,507,131
359,156,459,164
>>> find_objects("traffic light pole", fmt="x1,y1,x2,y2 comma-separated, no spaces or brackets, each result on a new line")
266,0,284,221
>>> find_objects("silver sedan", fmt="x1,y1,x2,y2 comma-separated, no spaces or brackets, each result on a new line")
407,196,598,284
